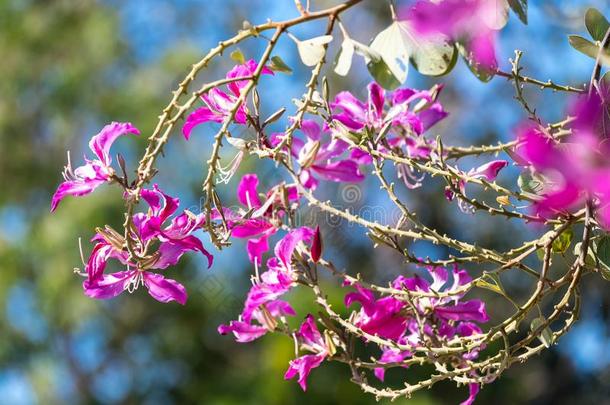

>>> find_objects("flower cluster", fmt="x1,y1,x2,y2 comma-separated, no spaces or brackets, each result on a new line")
514,89,610,228
216,173,299,265
345,265,489,404
51,122,213,304
83,185,212,304
331,82,448,188
273,119,365,189
50,52,502,402
218,227,315,342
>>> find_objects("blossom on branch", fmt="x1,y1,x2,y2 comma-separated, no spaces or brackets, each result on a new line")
515,89,610,227
51,122,140,211
345,265,488,403
218,227,315,342
82,185,213,304
182,59,273,139
273,119,365,189
284,315,331,391
216,173,299,264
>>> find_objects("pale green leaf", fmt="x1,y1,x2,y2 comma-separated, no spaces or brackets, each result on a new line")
568,35,610,66
457,42,495,82
507,0,528,24
289,34,333,67
596,236,610,281
397,21,457,77
368,22,409,85
269,55,293,74
230,49,246,64
552,228,573,254
366,58,401,91
585,8,610,42
530,317,553,348
480,0,510,30
334,38,355,76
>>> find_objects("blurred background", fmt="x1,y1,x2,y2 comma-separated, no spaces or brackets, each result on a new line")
2,0,610,403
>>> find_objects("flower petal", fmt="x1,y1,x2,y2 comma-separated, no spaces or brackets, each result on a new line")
83,270,134,300
143,272,188,305
284,353,326,391
182,106,223,139
50,176,106,212
218,321,268,343
89,122,140,165
237,173,262,208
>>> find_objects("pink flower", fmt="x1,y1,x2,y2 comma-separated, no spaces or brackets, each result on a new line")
274,119,365,189
82,185,212,304
345,264,488,405
373,346,412,381
515,91,610,227
218,300,296,343
408,0,501,69
345,285,409,340
182,60,273,139
331,83,448,188
331,83,447,134
219,173,299,264
219,227,315,342
445,159,509,212
284,315,330,391
51,122,140,211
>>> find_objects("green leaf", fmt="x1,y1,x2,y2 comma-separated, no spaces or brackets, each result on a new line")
507,0,528,24
552,228,573,254
568,35,610,66
368,22,410,85
288,34,333,67
230,49,246,64
457,43,495,82
268,55,293,74
596,236,610,281
366,58,401,91
530,317,553,348
334,39,355,76
585,8,610,42
352,40,380,61
474,273,505,295
573,241,597,267
397,21,457,77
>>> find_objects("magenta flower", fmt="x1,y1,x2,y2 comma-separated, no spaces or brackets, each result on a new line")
345,285,409,340
219,173,299,264
408,0,501,69
345,265,488,403
274,119,365,189
445,159,508,212
219,227,315,342
515,91,610,227
82,185,213,304
331,82,447,135
182,59,273,139
284,315,330,391
51,122,140,211
373,346,412,382
331,83,448,188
